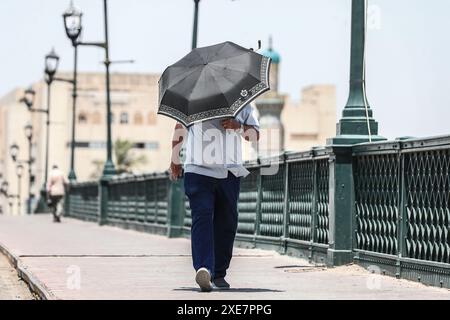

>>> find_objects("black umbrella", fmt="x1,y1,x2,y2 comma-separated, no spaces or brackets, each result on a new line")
158,41,271,127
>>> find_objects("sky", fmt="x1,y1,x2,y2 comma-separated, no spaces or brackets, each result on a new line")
1,0,450,140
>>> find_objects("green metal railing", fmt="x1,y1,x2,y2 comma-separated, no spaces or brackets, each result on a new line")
353,136,450,288
66,181,99,222
106,173,170,234
65,135,450,288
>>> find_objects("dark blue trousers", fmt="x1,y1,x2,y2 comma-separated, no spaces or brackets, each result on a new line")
184,171,240,279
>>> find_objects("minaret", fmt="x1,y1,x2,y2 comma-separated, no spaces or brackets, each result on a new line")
254,36,285,158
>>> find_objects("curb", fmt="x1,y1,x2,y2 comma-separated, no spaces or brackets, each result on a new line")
0,241,57,300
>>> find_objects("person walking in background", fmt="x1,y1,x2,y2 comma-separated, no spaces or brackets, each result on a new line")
169,104,260,292
47,165,68,223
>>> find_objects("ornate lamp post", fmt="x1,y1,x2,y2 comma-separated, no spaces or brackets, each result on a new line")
1,181,14,214
20,87,50,213
16,164,24,214
20,87,36,109
64,0,115,178
328,0,385,145
24,123,35,214
0,181,8,197
63,0,116,225
9,144,26,214
63,1,83,182
33,48,60,212
10,143,19,162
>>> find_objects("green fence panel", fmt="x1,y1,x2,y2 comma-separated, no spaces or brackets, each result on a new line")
259,163,286,238
404,150,450,264
237,167,259,236
66,182,99,221
354,153,399,255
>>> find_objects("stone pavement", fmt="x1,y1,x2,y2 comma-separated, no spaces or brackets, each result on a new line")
0,252,34,300
0,214,449,300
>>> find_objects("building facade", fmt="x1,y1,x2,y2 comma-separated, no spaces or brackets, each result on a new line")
0,66,335,215
0,73,176,215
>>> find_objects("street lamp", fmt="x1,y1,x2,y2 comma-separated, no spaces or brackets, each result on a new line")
328,0,385,145
0,181,8,196
63,0,120,225
63,1,83,44
31,48,61,213
64,0,116,179
16,164,24,214
20,87,36,109
24,123,33,140
45,48,60,84
63,0,83,182
10,143,19,162
24,123,35,214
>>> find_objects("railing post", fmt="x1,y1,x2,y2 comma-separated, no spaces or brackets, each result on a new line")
282,153,290,253
310,155,318,253
99,176,111,226
167,179,185,238
64,184,72,217
255,161,263,239
327,145,354,266
396,145,407,278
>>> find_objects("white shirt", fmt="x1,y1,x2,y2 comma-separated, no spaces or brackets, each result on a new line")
47,169,68,196
184,104,259,179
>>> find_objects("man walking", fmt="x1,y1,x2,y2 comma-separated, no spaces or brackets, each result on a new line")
47,165,68,223
169,104,260,292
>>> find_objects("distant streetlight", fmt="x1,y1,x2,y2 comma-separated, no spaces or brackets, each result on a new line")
0,181,8,196
10,143,19,162
20,87,36,109
16,163,24,214
24,124,33,140
9,144,26,214
24,123,34,214
63,0,83,182
31,48,61,213
45,48,60,83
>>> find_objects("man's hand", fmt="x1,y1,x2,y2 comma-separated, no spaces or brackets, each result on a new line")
221,118,242,130
169,122,187,181
169,162,183,181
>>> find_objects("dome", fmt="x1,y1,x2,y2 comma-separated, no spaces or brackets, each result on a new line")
261,48,281,64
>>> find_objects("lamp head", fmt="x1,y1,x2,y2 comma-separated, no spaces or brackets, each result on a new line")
63,1,83,44
10,143,19,162
45,48,60,82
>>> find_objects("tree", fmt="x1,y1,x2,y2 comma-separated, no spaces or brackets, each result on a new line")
90,139,148,178
114,139,147,174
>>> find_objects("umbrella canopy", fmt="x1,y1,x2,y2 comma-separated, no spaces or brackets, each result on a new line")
158,41,271,127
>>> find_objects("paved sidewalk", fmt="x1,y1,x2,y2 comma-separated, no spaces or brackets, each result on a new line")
0,215,449,300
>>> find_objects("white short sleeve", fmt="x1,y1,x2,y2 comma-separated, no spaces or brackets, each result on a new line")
236,104,260,131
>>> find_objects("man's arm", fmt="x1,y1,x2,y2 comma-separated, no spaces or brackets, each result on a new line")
169,122,188,181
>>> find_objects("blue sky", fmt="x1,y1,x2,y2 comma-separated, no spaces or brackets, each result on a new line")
1,0,449,139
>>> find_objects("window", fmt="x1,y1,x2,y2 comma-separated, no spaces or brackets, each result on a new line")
78,112,87,124
120,112,129,124
147,112,157,125
134,112,143,125
91,111,101,124
110,112,115,124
